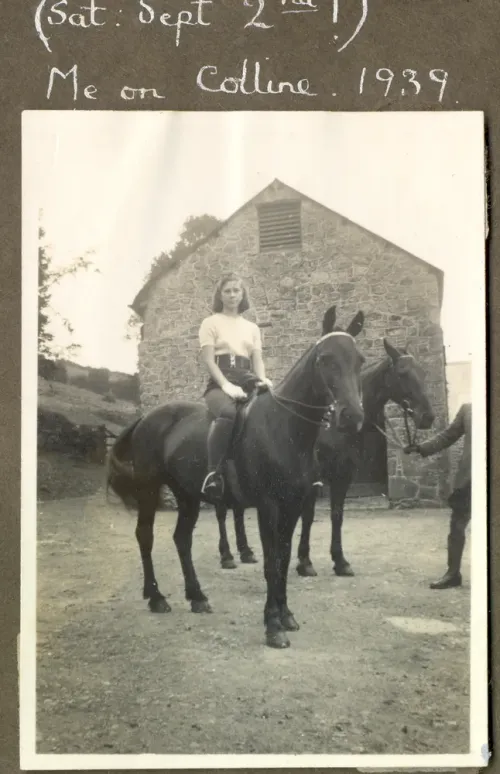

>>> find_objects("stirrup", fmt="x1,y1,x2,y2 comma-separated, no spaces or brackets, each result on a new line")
201,471,224,498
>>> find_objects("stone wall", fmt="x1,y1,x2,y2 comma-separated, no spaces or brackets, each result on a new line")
138,182,449,506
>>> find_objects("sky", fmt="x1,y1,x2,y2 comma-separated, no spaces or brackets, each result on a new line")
23,111,486,375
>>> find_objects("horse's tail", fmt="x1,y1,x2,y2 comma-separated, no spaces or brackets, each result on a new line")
106,417,144,510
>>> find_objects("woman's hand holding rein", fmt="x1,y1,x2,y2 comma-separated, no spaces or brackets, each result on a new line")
222,382,247,401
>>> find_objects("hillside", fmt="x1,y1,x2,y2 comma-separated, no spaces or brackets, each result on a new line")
37,377,140,501
38,377,140,434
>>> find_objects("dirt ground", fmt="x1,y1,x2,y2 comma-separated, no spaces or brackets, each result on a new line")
36,495,470,756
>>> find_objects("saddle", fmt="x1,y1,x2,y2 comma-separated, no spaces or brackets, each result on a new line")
218,378,269,507
229,378,269,453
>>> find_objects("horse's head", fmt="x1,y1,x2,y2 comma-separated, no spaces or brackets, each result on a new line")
383,338,435,430
314,306,366,433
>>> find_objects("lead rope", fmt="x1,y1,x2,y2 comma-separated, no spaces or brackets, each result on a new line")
373,416,405,449
373,405,418,449
403,405,419,446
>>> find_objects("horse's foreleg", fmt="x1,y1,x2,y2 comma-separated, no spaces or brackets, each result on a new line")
234,506,257,564
173,495,212,613
330,472,354,577
296,488,318,577
277,510,301,631
135,489,171,613
257,502,290,649
215,504,236,570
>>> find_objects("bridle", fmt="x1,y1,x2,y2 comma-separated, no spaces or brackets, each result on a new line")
373,402,418,449
372,356,421,448
266,331,357,429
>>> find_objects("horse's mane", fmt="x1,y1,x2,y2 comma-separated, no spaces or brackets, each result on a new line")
273,342,316,392
273,325,349,392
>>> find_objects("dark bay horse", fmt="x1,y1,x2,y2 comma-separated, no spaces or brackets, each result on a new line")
296,338,435,578
107,306,365,649
214,339,435,577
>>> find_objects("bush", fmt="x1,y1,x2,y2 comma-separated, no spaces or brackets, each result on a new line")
111,374,140,404
87,367,110,395
53,361,68,384
71,375,90,390
38,355,56,381
38,356,68,384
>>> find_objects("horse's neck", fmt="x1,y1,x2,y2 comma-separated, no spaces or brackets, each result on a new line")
274,358,328,444
361,358,392,421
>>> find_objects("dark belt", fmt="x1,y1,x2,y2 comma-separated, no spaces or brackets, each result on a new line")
215,354,251,370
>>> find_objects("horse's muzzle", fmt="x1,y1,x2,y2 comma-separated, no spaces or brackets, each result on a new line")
337,405,364,433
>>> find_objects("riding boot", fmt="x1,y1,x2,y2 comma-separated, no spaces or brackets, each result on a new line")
201,417,235,502
430,530,465,589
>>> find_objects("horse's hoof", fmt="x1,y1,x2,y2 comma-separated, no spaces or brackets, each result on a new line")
221,557,237,570
281,612,300,631
148,596,171,613
296,562,318,577
240,551,258,564
266,630,291,649
334,563,355,577
191,599,213,613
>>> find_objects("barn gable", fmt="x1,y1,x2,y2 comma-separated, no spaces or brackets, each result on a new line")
133,178,450,508
131,179,443,317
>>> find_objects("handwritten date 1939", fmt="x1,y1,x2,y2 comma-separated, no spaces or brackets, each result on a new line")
359,67,449,103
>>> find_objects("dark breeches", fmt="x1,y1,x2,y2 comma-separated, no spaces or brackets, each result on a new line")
205,388,238,420
449,508,471,536
448,484,471,535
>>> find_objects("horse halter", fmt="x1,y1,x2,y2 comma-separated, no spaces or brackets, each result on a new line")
374,356,420,448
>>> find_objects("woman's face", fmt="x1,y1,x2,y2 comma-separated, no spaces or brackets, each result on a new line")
220,279,244,312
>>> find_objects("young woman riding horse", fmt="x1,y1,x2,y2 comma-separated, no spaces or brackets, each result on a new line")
199,273,272,503
214,338,435,576
107,304,366,648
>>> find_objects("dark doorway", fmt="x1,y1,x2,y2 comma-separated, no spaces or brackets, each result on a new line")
316,413,389,502
347,423,388,497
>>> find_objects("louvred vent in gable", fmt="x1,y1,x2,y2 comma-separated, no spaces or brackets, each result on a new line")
258,200,302,252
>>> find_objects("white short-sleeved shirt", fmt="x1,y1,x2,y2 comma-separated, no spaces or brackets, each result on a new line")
198,313,262,359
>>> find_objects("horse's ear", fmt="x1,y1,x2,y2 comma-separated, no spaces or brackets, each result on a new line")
346,311,364,338
322,305,337,334
384,338,401,362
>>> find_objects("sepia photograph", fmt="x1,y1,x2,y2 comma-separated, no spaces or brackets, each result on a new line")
21,110,487,769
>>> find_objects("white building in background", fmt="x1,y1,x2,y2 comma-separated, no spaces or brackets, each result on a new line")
445,361,472,420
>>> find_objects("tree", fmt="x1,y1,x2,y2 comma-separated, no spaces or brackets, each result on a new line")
145,213,222,285
125,309,142,344
38,222,97,360
38,226,54,358
124,213,223,346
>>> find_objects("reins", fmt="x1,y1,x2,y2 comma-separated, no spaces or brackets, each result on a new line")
259,330,355,429
268,396,420,441
373,404,418,449
267,390,335,428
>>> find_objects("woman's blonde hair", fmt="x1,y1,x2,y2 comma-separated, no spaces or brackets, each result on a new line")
212,273,250,314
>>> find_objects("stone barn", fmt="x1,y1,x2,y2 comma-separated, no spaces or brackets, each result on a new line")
131,179,451,507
